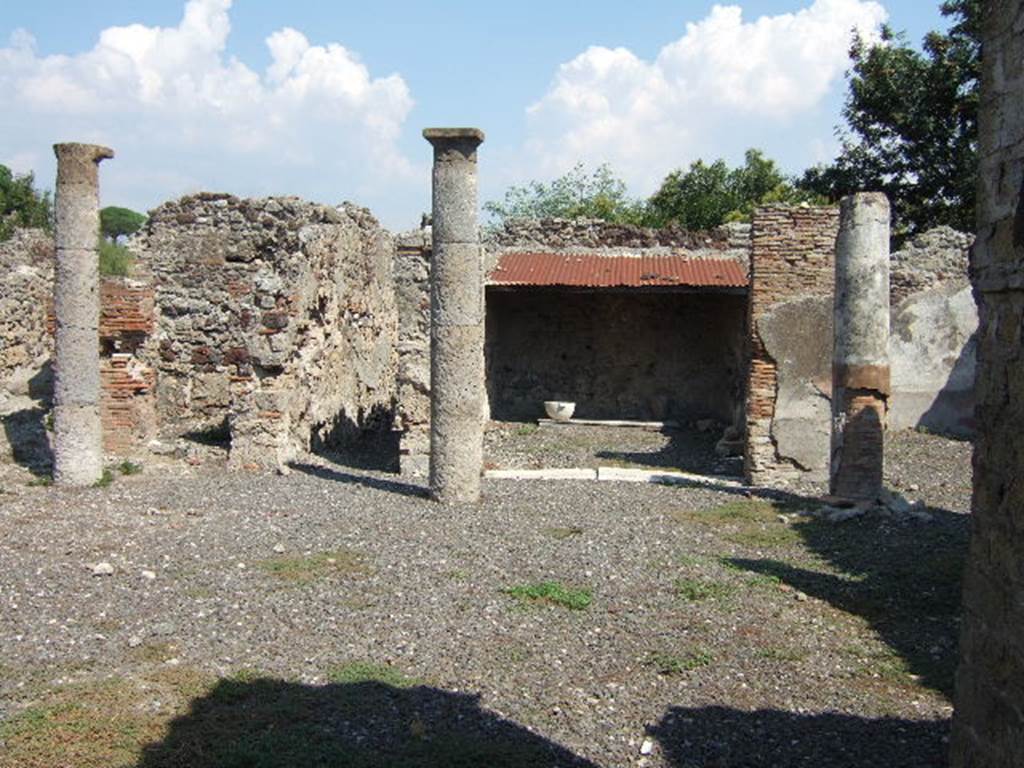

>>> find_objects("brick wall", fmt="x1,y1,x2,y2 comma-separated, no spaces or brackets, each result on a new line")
950,1,1024,764
745,205,840,485
48,279,157,454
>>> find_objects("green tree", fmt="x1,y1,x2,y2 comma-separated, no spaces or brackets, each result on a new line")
100,206,147,242
485,163,645,224
799,0,980,238
646,149,820,230
0,165,53,241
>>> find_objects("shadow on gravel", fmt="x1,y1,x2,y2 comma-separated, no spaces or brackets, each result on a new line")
727,502,968,698
1,406,53,475
650,705,949,767
289,462,429,499
134,676,597,768
595,425,727,474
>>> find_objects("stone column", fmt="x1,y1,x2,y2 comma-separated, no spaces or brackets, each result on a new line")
830,192,890,502
423,127,485,503
950,1,1024,764
52,142,114,486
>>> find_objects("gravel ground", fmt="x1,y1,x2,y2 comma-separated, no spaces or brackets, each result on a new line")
0,429,971,767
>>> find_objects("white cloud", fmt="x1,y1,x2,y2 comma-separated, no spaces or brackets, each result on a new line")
522,0,888,192
0,0,418,226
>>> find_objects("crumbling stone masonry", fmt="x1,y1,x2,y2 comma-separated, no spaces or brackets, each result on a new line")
394,228,432,476
830,193,890,502
744,205,840,485
135,194,398,470
950,1,1024,764
424,128,485,503
52,143,114,486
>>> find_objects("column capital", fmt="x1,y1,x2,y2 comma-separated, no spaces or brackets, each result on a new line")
423,127,485,147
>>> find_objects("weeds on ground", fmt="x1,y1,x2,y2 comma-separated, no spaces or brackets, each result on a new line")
645,648,714,675
504,580,592,610
118,460,143,475
514,423,539,437
257,548,372,584
542,525,584,540
27,474,53,487
93,468,115,488
327,661,419,688
674,576,736,602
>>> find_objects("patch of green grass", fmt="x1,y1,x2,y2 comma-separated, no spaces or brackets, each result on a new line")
645,649,714,675
514,423,539,437
99,239,134,276
93,468,115,488
542,525,584,540
746,573,783,589
117,460,143,476
327,661,419,688
27,474,53,487
257,548,372,584
504,580,593,611
726,525,802,549
674,576,736,602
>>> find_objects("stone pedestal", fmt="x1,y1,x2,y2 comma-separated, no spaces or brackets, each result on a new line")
52,142,114,486
423,128,485,504
830,192,890,502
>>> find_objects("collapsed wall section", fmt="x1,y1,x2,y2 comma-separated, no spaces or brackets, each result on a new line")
745,205,839,486
137,194,398,469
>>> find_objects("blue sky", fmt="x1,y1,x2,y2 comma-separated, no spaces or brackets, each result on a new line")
0,1,948,229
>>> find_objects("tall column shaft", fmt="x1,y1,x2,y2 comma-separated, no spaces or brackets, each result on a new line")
424,128,485,503
52,142,114,486
830,192,890,501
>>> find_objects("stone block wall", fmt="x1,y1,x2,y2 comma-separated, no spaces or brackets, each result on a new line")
950,1,1024,764
135,194,398,469
0,229,54,399
393,229,432,475
745,205,840,486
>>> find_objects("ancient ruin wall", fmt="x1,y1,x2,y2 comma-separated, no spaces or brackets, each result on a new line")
889,228,977,436
136,194,398,469
0,229,54,398
1,229,156,462
950,1,1024,763
745,205,840,485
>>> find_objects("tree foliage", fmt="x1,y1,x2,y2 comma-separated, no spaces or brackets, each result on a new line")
646,149,821,230
484,163,645,225
799,0,980,238
0,165,52,241
100,206,147,241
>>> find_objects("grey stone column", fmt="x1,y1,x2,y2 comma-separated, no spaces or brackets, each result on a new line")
52,142,114,486
423,127,485,503
830,192,890,502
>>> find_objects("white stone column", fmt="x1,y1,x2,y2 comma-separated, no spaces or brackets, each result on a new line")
52,142,114,486
830,192,890,502
423,128,485,503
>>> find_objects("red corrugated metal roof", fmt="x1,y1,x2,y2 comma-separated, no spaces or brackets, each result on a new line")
487,252,748,289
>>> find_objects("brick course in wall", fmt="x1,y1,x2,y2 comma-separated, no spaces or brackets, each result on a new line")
47,278,157,454
745,205,840,485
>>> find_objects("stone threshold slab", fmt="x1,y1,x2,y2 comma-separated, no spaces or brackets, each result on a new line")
484,466,746,489
537,418,680,429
